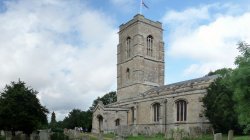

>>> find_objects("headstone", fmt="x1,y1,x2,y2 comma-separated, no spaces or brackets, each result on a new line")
5,131,12,140
98,133,103,140
0,130,4,136
228,130,233,140
214,133,222,140
39,130,50,140
30,132,39,140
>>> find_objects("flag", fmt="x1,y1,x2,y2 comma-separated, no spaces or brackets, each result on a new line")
142,0,149,9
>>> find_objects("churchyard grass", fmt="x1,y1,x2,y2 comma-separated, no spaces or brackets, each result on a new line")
83,133,249,140
125,134,250,140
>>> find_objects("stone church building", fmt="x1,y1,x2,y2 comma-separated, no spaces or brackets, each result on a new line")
92,14,216,135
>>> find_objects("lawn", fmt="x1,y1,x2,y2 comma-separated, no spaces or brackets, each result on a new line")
124,134,250,140
82,133,250,140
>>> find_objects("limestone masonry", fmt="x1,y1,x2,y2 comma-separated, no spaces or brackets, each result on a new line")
92,14,216,136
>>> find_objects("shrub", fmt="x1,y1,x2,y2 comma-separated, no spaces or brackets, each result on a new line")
51,132,69,140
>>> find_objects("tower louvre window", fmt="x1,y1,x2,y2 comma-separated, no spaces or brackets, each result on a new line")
131,107,135,124
126,37,131,58
147,35,153,56
126,68,130,80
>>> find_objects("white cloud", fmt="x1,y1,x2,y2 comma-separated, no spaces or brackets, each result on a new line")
162,4,250,76
0,0,118,120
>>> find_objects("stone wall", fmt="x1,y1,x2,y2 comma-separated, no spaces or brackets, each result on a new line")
92,76,216,135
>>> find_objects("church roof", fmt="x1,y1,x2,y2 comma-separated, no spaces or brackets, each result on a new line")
115,75,218,103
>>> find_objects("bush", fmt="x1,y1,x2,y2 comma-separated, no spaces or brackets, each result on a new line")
51,132,69,140
51,127,64,133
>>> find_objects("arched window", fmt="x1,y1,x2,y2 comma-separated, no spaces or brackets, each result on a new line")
115,119,120,126
176,100,187,122
152,103,160,122
126,37,131,58
126,68,130,79
147,35,153,56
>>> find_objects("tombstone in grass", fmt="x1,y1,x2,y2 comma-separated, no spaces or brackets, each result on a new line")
5,131,12,140
214,133,222,140
30,131,39,140
39,130,50,140
228,130,233,140
98,132,103,140
0,130,4,136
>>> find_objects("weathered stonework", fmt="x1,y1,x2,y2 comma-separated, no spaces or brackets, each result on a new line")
92,14,216,135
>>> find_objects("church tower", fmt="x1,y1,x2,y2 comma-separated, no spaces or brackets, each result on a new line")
117,14,164,101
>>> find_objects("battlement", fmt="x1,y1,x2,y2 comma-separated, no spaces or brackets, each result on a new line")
119,14,162,33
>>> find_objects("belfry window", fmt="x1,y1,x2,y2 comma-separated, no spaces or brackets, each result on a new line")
115,119,120,126
147,35,153,56
131,107,135,123
126,68,130,80
176,100,187,122
153,103,160,122
126,37,131,58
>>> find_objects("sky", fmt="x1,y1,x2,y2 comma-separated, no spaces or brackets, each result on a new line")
0,0,250,121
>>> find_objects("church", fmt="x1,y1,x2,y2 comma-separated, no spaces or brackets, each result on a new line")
91,14,216,135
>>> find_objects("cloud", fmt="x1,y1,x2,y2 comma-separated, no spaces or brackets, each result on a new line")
162,3,250,77
0,0,118,120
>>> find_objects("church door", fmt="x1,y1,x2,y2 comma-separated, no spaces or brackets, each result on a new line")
97,115,103,133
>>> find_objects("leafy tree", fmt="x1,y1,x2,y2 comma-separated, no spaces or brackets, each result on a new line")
207,68,233,76
231,42,250,133
0,80,49,135
50,111,57,129
89,91,116,111
203,68,239,133
62,109,92,131
63,109,83,129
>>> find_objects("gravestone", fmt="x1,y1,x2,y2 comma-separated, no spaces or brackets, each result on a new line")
30,132,39,140
214,133,222,140
0,130,4,136
5,131,12,140
39,130,50,140
98,133,103,140
228,130,233,140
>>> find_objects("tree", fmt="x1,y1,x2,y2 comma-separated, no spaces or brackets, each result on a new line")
0,80,49,135
89,91,116,111
62,109,92,131
203,68,240,133
63,109,83,129
50,111,57,129
232,42,250,133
